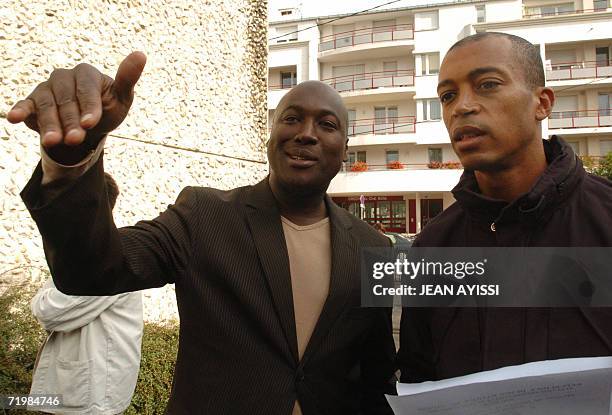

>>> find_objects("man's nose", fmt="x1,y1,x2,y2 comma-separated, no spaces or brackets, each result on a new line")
452,90,480,117
295,120,318,144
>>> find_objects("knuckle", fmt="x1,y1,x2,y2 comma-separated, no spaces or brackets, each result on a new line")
74,62,89,71
76,83,97,99
55,95,76,107
49,67,69,79
35,98,56,111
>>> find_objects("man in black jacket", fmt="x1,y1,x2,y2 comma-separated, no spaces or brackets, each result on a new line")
399,32,612,382
9,54,396,414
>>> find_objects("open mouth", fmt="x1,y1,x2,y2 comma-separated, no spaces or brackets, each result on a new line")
290,155,312,161
453,126,486,142
286,150,318,168
452,126,487,151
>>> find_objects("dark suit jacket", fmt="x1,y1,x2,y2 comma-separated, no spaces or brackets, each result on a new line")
22,157,396,415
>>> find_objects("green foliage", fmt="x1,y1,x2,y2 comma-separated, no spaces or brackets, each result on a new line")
125,322,179,414
0,282,46,415
0,282,179,415
591,152,612,181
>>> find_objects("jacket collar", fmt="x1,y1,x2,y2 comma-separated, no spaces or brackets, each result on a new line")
244,177,355,365
245,177,352,231
452,136,585,225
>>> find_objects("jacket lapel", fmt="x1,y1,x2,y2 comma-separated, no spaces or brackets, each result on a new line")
301,197,357,364
245,179,299,363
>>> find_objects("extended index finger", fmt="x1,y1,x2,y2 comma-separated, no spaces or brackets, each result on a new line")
113,52,147,103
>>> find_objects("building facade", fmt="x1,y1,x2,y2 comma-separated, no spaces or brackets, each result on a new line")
268,0,612,234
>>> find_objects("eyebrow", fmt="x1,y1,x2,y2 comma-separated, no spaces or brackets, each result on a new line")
280,105,341,123
437,66,507,93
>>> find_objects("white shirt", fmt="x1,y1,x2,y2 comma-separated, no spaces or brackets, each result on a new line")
30,278,143,415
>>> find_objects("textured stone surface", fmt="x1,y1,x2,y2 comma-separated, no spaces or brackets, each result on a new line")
0,0,268,323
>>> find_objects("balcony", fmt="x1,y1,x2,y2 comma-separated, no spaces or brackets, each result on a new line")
329,164,463,194
348,116,416,137
342,161,462,172
319,24,414,53
523,6,610,19
268,83,294,91
267,85,293,110
546,61,612,81
549,109,612,129
323,70,414,96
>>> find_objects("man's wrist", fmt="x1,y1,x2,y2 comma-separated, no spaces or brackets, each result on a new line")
44,134,103,166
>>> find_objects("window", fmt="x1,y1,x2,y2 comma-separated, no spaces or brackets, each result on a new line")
415,10,439,31
280,9,293,16
374,107,398,126
332,64,365,79
383,61,398,74
386,150,399,164
388,107,398,123
275,26,297,43
333,24,355,48
600,139,612,156
280,71,296,89
373,19,395,31
347,109,356,135
547,50,576,70
550,95,578,119
428,148,443,163
594,0,608,11
332,64,365,92
476,5,486,22
422,99,441,120
419,53,440,75
347,151,367,164
526,3,574,17
596,47,610,67
599,93,611,116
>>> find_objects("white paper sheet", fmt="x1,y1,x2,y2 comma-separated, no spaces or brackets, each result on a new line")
388,357,612,415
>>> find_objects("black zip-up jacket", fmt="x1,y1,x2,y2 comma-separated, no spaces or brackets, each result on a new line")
399,136,612,382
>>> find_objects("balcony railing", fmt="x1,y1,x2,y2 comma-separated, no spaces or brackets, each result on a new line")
523,6,610,19
347,116,416,136
268,82,296,91
323,70,415,93
319,24,414,52
342,161,462,172
546,60,612,81
549,109,612,129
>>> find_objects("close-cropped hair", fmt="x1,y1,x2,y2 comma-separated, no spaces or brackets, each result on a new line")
448,32,545,89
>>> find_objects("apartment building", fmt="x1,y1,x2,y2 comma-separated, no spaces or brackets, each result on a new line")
268,0,612,234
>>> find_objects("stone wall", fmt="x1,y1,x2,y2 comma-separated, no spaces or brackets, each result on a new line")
0,0,268,323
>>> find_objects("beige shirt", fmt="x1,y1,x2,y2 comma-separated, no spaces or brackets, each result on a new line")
281,216,331,415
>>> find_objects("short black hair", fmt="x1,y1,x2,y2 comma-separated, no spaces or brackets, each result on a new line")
448,32,545,89
103,173,119,210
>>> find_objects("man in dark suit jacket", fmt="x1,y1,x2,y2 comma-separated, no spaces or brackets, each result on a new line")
10,53,396,414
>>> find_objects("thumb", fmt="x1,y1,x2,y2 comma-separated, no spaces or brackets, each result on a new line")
113,51,147,102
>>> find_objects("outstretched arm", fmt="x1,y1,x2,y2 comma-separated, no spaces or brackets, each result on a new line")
12,52,194,295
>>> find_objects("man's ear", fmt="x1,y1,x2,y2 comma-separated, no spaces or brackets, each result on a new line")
535,87,555,121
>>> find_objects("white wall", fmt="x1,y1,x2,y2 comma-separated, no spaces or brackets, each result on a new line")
1,0,268,323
